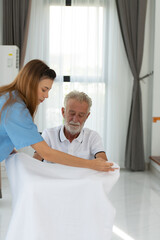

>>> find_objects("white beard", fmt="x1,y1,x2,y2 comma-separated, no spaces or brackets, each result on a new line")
64,120,84,135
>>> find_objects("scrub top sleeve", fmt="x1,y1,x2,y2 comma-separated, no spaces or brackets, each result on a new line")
4,102,43,149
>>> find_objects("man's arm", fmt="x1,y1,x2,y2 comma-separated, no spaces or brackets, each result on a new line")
95,152,108,161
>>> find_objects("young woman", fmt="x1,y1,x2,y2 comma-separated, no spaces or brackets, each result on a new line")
0,59,113,172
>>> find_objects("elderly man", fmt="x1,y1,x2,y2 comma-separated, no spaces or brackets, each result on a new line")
34,90,109,164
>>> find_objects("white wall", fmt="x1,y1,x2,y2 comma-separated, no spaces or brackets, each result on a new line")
151,0,160,172
0,0,2,44
141,0,155,165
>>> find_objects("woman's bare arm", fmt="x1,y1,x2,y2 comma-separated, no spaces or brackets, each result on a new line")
33,152,43,161
31,140,114,172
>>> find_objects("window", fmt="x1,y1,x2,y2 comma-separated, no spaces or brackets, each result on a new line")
49,5,104,82
47,3,106,141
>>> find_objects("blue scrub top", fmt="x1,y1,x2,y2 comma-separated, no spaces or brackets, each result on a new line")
0,92,43,162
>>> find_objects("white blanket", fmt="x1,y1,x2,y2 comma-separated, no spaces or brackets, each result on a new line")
5,153,120,240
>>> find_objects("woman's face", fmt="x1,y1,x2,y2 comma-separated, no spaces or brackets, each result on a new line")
37,78,53,104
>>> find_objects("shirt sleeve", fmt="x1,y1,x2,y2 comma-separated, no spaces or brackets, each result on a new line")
42,129,52,147
3,101,43,149
90,131,105,157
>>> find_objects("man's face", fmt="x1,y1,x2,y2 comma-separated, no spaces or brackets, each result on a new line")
62,99,90,135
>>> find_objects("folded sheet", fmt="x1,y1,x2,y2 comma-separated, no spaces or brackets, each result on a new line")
5,153,120,240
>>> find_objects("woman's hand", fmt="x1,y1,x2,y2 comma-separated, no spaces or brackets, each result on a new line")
10,148,18,155
90,158,116,172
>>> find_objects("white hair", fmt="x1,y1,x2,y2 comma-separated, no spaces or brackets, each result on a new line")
64,90,92,113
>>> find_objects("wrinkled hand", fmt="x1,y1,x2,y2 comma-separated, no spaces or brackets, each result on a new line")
90,158,117,172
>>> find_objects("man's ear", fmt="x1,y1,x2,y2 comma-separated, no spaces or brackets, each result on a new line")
86,112,90,119
61,107,65,117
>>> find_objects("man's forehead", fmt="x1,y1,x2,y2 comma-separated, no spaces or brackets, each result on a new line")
67,99,88,106
67,103,86,109
66,100,89,114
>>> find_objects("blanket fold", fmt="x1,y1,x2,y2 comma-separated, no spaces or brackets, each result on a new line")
5,153,120,240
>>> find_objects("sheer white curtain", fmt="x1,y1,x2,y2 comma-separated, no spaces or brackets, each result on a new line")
24,0,134,166
105,0,133,167
24,0,107,140
24,0,50,65
48,0,107,140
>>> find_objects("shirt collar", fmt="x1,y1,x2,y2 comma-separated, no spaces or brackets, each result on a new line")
59,126,67,142
59,125,84,143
